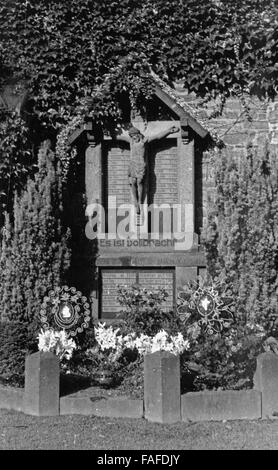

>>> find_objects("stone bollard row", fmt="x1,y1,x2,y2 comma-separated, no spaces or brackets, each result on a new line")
22,350,278,421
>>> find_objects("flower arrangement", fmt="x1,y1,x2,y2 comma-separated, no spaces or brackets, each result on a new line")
38,328,77,360
94,322,126,354
88,323,135,370
93,323,189,358
132,330,189,355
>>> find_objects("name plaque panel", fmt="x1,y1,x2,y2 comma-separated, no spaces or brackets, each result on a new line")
104,143,131,207
101,268,175,318
101,270,137,317
149,140,178,206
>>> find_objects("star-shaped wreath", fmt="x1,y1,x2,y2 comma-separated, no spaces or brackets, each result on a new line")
177,277,234,334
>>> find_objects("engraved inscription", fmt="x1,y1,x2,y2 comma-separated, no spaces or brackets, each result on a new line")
101,269,174,317
106,145,130,206
149,141,178,205
138,271,174,312
102,271,136,314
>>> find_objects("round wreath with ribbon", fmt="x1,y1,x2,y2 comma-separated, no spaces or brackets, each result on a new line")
40,286,91,337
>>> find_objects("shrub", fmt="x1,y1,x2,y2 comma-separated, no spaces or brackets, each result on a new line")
0,140,71,324
0,140,71,384
0,321,37,387
116,357,144,399
203,143,278,326
185,321,265,391
178,276,268,391
117,284,182,336
190,143,278,390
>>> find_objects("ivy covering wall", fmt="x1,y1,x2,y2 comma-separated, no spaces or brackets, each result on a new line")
1,0,277,116
0,0,277,214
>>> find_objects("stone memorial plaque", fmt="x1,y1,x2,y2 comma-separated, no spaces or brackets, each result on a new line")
138,271,174,312
149,140,178,205
105,143,131,207
101,270,137,317
101,269,175,318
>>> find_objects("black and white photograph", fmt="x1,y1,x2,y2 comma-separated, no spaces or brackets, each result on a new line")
0,0,278,454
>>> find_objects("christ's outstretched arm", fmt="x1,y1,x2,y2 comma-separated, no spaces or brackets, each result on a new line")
113,132,130,143
147,125,179,142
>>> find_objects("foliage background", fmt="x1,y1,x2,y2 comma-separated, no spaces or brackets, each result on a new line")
1,0,278,118
0,0,278,215
203,144,278,325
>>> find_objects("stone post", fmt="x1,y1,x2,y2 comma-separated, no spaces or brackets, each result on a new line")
175,126,196,251
144,351,181,423
85,136,103,319
24,352,60,416
253,352,278,418
85,137,102,207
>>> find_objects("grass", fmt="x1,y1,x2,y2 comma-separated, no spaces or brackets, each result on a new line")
1,409,278,450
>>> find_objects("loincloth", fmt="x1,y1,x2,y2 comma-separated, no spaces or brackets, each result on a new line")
128,160,146,182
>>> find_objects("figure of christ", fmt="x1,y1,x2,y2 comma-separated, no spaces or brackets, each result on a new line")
115,125,179,214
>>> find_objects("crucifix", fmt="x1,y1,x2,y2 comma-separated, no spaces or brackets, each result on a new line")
115,124,179,214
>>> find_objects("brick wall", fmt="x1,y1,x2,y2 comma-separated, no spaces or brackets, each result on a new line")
180,91,278,235
178,88,278,148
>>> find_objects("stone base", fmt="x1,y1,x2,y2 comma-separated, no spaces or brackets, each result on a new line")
60,396,143,418
0,385,24,412
181,390,262,422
